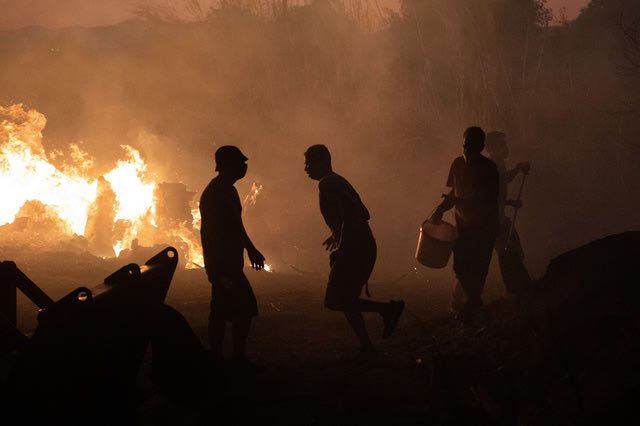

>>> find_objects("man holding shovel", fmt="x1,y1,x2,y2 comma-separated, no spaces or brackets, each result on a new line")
430,127,499,325
485,131,531,294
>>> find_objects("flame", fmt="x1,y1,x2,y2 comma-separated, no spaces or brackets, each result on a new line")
104,146,156,223
191,205,201,229
113,240,126,257
243,182,263,208
0,104,198,266
103,145,157,255
0,105,97,235
0,104,269,272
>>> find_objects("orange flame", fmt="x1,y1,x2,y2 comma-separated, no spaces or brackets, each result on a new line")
0,105,97,235
0,104,204,268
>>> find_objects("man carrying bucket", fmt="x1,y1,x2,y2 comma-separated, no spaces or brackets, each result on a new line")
305,144,404,361
429,127,499,324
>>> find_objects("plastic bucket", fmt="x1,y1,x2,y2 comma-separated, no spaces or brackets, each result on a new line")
415,220,458,268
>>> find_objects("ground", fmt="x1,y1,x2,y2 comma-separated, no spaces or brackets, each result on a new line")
8,247,512,425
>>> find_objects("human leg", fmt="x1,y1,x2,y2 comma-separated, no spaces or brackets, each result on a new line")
231,316,251,360
208,318,226,356
230,316,263,374
349,298,405,339
451,280,465,314
351,298,391,313
453,232,495,324
343,310,375,353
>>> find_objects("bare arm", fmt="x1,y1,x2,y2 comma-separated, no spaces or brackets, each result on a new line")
429,190,457,223
318,180,345,251
238,216,265,271
321,192,344,251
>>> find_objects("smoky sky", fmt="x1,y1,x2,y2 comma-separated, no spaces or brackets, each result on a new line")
1,0,638,287
0,0,589,29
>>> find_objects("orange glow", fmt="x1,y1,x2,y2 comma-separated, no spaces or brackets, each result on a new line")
243,182,263,208
0,105,97,235
0,104,204,268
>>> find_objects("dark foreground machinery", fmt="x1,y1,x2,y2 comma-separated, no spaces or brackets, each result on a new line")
0,247,215,425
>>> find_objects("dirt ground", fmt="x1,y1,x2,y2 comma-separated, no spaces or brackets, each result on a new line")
7,233,640,425
7,247,511,425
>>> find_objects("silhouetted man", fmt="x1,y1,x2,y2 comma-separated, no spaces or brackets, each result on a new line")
200,145,265,371
305,144,404,360
430,127,499,324
485,131,532,294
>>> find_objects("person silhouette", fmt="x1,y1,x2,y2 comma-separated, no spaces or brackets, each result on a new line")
304,144,404,361
485,131,531,294
199,145,265,372
429,127,499,325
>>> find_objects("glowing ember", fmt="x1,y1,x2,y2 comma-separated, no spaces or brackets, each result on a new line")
243,182,263,208
264,263,272,272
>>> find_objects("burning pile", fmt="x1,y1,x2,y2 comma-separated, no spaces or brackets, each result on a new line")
0,104,203,268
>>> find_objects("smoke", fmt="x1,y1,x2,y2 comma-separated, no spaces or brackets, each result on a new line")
1,0,639,282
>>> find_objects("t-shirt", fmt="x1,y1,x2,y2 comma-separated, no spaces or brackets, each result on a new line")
446,155,499,234
318,172,372,246
199,177,244,277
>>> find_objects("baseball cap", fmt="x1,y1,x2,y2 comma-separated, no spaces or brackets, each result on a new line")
215,145,248,171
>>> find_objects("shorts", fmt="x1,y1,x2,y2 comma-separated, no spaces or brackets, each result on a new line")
324,236,377,311
208,271,258,322
453,230,496,298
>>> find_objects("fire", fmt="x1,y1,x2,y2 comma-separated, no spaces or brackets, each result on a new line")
0,104,271,272
104,146,156,223
243,182,263,208
103,145,158,256
0,104,203,268
0,105,97,235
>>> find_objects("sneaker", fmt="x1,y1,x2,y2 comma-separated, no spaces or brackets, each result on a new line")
383,300,405,339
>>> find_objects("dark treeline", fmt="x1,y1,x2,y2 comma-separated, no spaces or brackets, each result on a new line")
1,0,639,279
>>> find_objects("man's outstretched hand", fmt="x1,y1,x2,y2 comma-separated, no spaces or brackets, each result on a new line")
247,247,265,271
323,235,338,251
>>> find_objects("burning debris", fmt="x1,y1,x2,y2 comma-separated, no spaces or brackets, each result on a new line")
0,104,205,267
243,182,263,209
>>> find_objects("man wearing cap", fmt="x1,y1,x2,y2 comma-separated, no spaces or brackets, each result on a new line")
430,127,499,324
304,144,404,361
200,145,265,371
